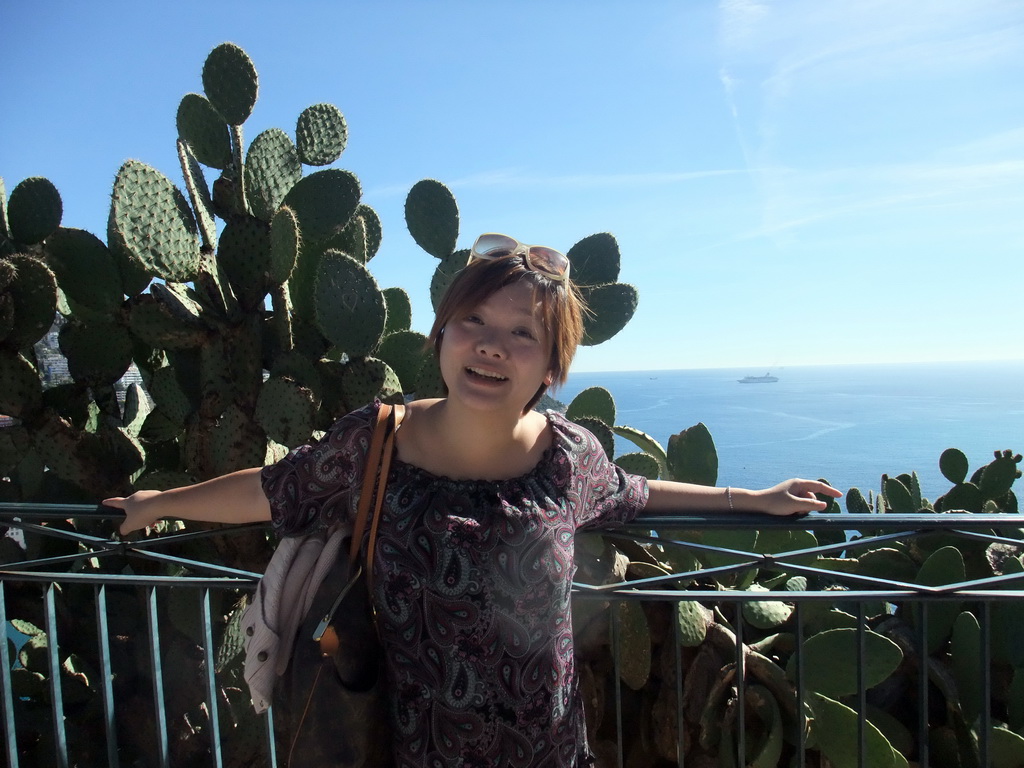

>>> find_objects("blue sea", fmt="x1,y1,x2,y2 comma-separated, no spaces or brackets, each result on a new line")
557,361,1024,502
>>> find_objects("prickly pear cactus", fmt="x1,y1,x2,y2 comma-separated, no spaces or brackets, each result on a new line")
403,179,640,347
565,384,1024,767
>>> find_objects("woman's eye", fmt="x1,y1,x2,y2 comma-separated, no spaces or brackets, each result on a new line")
514,329,537,340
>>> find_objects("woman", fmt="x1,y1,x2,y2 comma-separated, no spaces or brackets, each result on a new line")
107,233,840,767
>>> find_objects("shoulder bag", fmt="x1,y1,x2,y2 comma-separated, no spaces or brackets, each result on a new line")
269,403,404,767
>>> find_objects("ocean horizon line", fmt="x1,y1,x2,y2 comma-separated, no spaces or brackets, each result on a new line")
569,357,1024,377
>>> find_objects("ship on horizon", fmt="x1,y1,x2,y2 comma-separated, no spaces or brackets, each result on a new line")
738,372,779,384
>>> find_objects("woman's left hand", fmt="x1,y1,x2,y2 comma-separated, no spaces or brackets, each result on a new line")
753,478,843,516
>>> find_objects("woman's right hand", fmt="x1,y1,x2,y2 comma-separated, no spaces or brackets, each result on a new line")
103,490,165,536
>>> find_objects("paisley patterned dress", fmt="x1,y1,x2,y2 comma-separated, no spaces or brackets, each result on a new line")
262,402,649,767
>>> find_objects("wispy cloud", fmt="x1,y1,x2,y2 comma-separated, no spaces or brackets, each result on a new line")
367,168,748,199
714,0,1024,248
692,159,1024,251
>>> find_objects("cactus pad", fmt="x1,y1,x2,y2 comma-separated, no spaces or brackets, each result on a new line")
675,601,712,646
356,204,382,261
382,287,412,336
405,179,459,259
980,451,1021,498
789,628,903,698
176,93,232,169
613,425,668,477
269,206,301,284
580,282,638,346
314,250,386,358
915,545,966,652
201,43,258,126
884,475,915,513
218,216,272,309
110,160,201,283
429,248,470,311
244,128,302,222
566,232,620,287
1,254,58,350
150,365,198,426
59,318,133,386
667,422,718,486
177,140,218,249
0,351,43,419
742,585,794,629
415,355,446,400
44,227,124,313
281,169,361,242
377,330,430,393
208,405,266,476
939,447,970,485
7,177,63,245
129,294,207,350
105,206,153,297
269,351,322,401
567,386,616,425
341,357,402,412
255,376,316,448
808,693,902,768
296,103,348,166
616,601,651,690
122,383,152,439
612,452,659,479
330,215,368,262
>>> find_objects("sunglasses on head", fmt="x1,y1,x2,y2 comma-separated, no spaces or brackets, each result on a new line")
468,233,570,282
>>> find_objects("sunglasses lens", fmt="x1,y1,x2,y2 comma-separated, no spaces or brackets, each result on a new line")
472,234,518,258
528,246,569,278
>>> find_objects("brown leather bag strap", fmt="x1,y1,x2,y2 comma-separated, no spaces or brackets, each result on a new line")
348,403,405,574
365,404,403,593
348,404,392,568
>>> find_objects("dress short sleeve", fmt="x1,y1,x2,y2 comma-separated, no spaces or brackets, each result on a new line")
547,411,649,529
260,402,377,536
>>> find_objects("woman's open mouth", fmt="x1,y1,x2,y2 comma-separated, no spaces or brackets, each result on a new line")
465,366,508,383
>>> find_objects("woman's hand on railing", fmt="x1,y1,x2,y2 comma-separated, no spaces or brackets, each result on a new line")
103,468,271,536
751,478,843,516
102,490,166,535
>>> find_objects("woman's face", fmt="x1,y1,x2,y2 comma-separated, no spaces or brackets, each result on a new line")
438,281,554,415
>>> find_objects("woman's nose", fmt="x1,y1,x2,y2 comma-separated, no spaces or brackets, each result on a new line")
476,331,505,358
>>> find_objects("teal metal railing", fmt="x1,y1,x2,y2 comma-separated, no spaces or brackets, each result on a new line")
2,503,1023,767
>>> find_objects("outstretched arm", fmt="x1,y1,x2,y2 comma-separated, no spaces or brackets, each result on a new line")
645,478,841,516
103,467,271,535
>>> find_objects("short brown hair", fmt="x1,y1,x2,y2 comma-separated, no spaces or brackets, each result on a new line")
428,254,586,410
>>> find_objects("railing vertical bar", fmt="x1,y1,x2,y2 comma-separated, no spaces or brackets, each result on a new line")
200,589,223,768
147,586,170,768
735,606,745,768
918,602,929,768
674,606,685,767
612,602,624,768
0,583,20,768
980,601,991,768
94,585,119,768
857,602,866,768
44,583,69,768
795,600,805,768
265,705,278,768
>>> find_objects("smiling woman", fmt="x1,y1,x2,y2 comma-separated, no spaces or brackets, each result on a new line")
106,234,838,767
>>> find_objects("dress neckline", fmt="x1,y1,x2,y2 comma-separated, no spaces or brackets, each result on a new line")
389,410,565,488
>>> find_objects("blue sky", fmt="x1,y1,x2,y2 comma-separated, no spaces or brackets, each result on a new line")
3,0,1022,372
